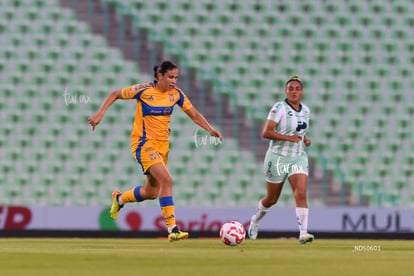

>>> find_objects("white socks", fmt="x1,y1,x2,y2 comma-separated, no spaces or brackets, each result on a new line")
251,202,310,235
118,196,124,206
167,225,176,233
251,200,269,223
296,207,309,235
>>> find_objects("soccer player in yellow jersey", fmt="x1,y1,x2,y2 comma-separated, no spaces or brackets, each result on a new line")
88,61,222,241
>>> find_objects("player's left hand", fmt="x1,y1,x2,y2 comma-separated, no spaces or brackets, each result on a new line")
304,136,311,147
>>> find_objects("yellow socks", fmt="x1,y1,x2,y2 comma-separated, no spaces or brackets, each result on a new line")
120,185,144,204
119,188,176,232
159,196,176,231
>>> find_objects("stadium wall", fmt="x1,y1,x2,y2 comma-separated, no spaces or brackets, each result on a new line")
0,206,413,239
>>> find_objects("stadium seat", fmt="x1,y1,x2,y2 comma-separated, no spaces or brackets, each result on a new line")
1,0,413,208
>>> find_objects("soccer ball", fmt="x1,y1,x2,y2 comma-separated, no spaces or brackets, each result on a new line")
220,221,246,246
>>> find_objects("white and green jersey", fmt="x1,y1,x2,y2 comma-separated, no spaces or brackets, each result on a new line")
267,99,310,156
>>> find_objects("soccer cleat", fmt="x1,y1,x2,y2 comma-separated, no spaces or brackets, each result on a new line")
299,232,314,244
109,190,123,220
248,220,260,240
168,226,189,242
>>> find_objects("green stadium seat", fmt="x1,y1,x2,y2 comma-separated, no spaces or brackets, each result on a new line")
2,0,413,208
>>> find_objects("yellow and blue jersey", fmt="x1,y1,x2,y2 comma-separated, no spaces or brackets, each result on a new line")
119,81,193,150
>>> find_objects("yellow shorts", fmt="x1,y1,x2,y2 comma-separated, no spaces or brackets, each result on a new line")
132,139,169,174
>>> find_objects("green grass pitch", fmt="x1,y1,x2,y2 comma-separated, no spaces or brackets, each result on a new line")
0,238,413,276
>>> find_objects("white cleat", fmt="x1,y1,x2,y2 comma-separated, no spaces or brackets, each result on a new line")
248,221,260,240
299,232,314,244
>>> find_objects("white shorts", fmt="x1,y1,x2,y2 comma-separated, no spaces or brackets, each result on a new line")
263,151,308,183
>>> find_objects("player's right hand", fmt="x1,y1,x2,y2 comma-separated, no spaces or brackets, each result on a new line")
88,113,102,131
289,135,302,143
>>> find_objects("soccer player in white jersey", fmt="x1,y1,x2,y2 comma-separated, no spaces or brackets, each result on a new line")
248,76,314,244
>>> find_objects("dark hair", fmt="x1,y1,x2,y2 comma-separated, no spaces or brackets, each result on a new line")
153,61,178,79
285,75,303,89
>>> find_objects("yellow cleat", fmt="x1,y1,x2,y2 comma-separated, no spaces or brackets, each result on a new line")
109,190,123,219
168,227,189,242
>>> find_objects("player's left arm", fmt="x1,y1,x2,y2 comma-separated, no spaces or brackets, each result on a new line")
303,135,311,147
303,105,311,147
184,107,223,141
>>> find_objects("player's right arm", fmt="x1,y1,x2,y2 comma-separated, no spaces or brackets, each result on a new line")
262,120,302,143
88,90,122,131
88,83,150,130
264,102,301,143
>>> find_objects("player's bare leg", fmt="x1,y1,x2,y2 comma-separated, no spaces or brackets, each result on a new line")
248,182,283,239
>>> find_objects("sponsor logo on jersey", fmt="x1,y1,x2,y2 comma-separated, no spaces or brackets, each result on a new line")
296,121,307,131
169,94,174,102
